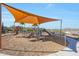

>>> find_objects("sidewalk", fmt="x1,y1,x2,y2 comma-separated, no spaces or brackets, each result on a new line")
48,47,79,56
0,53,10,56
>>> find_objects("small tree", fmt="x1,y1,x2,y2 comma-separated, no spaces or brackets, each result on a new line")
20,22,25,32
20,22,25,28
20,22,25,26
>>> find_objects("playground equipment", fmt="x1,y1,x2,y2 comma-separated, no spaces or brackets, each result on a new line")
1,3,59,40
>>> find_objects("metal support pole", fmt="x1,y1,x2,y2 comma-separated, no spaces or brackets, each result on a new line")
60,19,66,46
0,4,2,49
60,19,62,40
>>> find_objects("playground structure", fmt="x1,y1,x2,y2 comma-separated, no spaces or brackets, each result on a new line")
1,3,62,40
0,3,67,56
0,3,79,56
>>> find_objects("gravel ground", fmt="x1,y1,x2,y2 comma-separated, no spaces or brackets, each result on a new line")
0,33,66,56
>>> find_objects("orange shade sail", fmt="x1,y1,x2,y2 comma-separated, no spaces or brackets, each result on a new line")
1,3,58,25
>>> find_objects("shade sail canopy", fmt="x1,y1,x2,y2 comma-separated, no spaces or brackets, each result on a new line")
1,3,58,25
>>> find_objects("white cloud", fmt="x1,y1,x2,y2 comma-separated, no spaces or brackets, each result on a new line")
45,3,56,9
46,4,53,8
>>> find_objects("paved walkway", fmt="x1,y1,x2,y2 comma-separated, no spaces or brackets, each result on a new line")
0,53,10,56
48,47,79,56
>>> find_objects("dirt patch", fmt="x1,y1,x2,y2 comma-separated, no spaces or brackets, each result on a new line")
1,33,67,56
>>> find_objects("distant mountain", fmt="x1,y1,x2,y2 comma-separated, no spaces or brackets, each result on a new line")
64,28,79,31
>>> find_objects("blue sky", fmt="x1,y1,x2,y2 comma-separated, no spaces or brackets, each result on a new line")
2,3,79,29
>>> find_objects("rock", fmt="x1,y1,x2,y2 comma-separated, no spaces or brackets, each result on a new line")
29,38,37,42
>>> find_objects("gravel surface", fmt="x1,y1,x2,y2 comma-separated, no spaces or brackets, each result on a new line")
0,33,66,56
